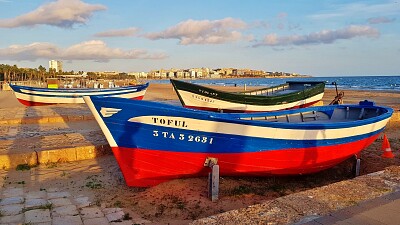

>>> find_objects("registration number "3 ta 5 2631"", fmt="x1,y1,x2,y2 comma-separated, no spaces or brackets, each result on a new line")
153,130,214,144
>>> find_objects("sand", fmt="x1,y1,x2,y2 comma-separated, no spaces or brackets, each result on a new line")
1,82,399,224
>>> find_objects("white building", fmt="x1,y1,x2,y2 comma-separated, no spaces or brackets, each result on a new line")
49,60,63,72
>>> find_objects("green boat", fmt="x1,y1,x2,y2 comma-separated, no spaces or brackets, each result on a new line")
170,79,325,112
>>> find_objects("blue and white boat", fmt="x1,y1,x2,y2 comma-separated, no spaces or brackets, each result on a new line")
84,96,393,187
10,83,149,106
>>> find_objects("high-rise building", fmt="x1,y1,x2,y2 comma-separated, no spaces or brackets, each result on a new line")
49,60,63,72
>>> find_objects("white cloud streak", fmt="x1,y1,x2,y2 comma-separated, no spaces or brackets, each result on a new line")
0,40,168,61
367,17,396,24
253,25,379,47
145,17,252,45
0,0,106,28
94,27,140,37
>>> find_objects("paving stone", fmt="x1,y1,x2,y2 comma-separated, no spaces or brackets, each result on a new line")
80,207,104,219
102,207,122,215
50,197,72,207
2,187,23,198
83,217,110,225
0,213,24,224
0,196,24,205
0,204,23,216
25,190,47,199
52,204,79,216
25,198,51,209
24,209,51,223
74,196,91,208
53,215,83,225
46,187,60,192
47,191,71,199
105,210,125,222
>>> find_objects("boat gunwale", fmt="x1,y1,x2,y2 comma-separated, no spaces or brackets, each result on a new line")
170,79,325,106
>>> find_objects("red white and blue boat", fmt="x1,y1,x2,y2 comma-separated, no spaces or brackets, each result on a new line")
170,79,326,112
84,96,393,187
9,83,149,106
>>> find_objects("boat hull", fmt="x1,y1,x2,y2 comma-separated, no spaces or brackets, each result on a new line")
112,132,380,187
84,96,393,187
10,83,149,106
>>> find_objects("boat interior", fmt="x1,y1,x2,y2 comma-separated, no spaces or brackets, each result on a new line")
240,82,321,97
240,106,384,123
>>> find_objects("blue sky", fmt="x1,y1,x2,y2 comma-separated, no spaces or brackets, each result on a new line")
0,0,399,76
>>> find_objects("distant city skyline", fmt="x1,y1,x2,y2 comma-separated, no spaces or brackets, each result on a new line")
0,0,399,77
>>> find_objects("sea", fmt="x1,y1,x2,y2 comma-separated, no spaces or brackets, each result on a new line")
146,75,400,92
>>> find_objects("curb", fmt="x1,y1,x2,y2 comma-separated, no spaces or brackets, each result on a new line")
0,144,111,169
0,115,95,125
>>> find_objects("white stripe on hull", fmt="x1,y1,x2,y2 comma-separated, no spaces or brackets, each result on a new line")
20,88,138,97
128,116,389,140
178,90,324,111
14,90,146,104
83,96,118,147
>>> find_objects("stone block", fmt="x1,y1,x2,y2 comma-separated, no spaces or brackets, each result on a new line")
24,209,51,223
0,196,24,205
1,187,24,198
0,213,24,224
105,210,125,222
0,152,38,169
47,191,71,199
25,198,51,209
37,148,77,164
0,204,23,216
25,190,47,199
83,217,110,225
52,204,79,216
53,215,83,225
50,197,72,207
80,207,104,219
74,196,91,208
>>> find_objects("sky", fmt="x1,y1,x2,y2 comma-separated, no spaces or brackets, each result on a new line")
0,0,399,77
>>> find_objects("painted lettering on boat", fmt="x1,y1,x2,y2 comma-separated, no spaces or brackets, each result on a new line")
151,117,188,127
198,89,218,96
153,130,214,144
191,94,215,103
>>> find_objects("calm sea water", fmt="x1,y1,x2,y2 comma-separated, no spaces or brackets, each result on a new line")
147,76,400,92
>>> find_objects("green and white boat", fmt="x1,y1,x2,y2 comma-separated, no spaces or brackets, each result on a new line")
170,79,325,112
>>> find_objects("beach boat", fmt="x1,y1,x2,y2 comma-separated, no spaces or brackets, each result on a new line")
9,82,149,106
170,79,326,112
84,96,393,187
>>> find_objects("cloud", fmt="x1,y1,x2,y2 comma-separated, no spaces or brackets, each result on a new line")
94,27,140,37
253,25,379,47
145,17,252,45
367,17,396,24
0,40,168,61
0,0,106,28
310,1,400,20
0,42,59,61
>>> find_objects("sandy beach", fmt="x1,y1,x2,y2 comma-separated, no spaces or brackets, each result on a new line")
1,83,400,224
2,82,400,110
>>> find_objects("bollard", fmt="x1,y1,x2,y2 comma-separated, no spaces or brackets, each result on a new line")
204,157,219,202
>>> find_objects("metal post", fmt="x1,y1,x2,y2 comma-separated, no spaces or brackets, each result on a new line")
353,154,361,177
204,157,219,202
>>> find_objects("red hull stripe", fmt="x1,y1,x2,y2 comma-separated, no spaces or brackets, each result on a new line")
184,100,321,113
16,95,144,106
112,133,379,187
